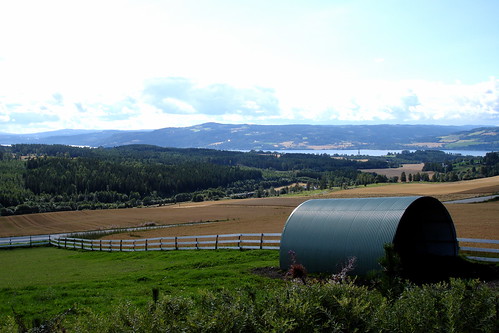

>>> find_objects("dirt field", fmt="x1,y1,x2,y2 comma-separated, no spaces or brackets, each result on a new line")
323,176,499,202
0,176,497,239
361,163,434,179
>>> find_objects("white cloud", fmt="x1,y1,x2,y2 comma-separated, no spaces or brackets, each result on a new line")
279,77,498,125
0,76,497,133
161,98,197,114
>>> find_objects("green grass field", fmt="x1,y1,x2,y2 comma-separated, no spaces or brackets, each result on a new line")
0,247,281,323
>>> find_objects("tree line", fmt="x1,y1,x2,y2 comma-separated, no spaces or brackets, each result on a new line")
0,144,375,215
0,145,496,216
422,152,499,181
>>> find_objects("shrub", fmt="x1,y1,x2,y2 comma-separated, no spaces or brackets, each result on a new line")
51,278,496,332
0,207,14,216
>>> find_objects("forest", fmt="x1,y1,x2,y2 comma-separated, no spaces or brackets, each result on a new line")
0,144,497,216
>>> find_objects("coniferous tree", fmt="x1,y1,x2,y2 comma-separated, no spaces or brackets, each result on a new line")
400,172,407,182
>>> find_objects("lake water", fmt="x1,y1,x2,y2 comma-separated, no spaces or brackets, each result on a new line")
270,149,494,157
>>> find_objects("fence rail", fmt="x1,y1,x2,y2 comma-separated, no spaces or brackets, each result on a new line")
0,235,53,248
457,237,499,263
1,233,498,262
49,233,282,251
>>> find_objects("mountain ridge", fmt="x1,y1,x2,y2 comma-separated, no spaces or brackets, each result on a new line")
0,123,497,150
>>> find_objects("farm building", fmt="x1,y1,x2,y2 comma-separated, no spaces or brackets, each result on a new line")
279,196,458,275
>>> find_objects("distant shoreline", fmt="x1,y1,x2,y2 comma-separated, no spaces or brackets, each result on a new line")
246,149,494,157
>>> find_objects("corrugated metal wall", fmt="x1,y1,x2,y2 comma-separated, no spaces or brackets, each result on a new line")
279,196,458,275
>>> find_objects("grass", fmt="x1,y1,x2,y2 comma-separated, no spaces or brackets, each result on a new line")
281,183,397,198
1,247,497,331
446,140,482,148
0,247,281,323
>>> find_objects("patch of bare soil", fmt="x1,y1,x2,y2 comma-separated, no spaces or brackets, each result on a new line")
361,163,433,179
445,201,499,239
320,176,499,202
0,197,306,238
252,267,287,280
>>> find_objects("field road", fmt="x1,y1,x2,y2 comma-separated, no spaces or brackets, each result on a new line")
0,176,497,240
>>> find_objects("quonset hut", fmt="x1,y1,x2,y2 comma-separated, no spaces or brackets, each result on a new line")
279,196,458,275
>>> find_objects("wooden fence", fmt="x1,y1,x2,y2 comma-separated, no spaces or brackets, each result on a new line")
49,233,282,251
1,233,498,262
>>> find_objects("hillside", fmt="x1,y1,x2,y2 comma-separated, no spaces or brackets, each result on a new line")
437,127,499,149
2,123,496,150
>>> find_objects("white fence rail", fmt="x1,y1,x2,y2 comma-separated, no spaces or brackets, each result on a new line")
457,238,499,263
1,233,498,262
49,233,282,251
0,234,54,248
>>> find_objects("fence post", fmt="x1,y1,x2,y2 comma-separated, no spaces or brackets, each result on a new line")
109,240,112,252
120,239,123,252
81,239,84,250
175,237,178,250
133,240,136,251
29,235,32,247
238,234,241,249
64,238,67,249
145,239,148,251
160,238,163,251
196,237,198,250
215,235,218,250
260,233,264,250
100,240,102,251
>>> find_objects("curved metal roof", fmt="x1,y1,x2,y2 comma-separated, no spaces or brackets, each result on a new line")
279,196,458,275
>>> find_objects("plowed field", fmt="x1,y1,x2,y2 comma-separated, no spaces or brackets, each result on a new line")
1,176,497,239
361,163,433,179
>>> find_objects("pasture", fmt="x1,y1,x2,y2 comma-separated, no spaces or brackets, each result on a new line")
0,247,280,323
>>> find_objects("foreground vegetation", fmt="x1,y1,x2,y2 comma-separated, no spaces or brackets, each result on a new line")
1,144,497,216
0,247,498,332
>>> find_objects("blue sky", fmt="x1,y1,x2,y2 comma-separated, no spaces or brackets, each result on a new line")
0,0,498,133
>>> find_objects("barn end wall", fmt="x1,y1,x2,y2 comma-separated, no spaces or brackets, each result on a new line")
279,196,458,275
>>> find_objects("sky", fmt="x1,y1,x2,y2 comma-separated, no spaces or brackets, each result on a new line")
0,0,498,134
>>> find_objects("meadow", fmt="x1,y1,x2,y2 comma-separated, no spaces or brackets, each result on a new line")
0,247,280,324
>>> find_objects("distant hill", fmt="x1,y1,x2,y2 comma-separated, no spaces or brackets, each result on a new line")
435,127,499,150
0,123,497,150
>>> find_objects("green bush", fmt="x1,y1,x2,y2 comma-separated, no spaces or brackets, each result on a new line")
21,279,493,332
382,279,497,332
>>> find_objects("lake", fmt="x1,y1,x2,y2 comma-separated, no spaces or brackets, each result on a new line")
271,149,494,157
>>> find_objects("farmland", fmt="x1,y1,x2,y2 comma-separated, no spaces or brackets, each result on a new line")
0,175,498,331
361,163,433,178
1,175,498,239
